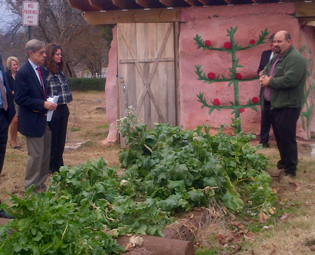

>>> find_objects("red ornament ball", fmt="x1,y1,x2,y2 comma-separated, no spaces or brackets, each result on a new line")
207,72,216,80
249,39,256,45
223,42,232,49
239,108,245,113
205,40,212,47
236,73,243,80
213,99,220,106
252,97,259,104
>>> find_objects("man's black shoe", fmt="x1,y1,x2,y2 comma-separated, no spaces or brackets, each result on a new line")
0,209,14,219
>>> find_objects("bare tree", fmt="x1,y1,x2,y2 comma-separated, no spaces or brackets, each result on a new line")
73,26,112,78
2,0,112,77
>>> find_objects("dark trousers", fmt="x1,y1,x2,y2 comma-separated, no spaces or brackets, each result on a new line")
49,104,69,173
271,107,301,173
0,109,9,174
260,100,271,145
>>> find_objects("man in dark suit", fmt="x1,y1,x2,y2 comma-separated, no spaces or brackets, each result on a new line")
257,34,275,148
0,54,16,218
15,39,57,191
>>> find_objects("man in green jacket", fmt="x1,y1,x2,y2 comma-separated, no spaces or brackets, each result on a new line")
259,30,307,177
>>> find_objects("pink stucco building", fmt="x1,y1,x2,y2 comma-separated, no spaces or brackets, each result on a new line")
68,0,315,143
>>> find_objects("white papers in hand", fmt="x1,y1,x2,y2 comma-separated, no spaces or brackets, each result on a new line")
47,96,59,121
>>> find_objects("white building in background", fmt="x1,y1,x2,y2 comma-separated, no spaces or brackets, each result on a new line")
75,66,108,78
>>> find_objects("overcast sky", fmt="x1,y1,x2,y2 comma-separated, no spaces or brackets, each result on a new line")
0,5,18,32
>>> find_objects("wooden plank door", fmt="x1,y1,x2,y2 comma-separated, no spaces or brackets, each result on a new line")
117,23,177,129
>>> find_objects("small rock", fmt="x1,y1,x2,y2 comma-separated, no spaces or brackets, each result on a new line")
305,239,315,246
64,140,90,151
95,107,106,113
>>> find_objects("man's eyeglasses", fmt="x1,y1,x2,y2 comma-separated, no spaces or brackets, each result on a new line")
35,50,46,55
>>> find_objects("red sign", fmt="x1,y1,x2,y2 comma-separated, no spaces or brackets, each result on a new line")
22,1,39,26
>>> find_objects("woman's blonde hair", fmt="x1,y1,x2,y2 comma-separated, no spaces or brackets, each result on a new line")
6,56,19,70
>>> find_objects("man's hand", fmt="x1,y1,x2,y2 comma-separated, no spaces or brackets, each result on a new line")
258,70,264,77
44,101,57,111
259,75,271,87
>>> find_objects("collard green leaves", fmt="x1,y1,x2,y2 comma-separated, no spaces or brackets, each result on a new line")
118,114,276,213
0,114,276,254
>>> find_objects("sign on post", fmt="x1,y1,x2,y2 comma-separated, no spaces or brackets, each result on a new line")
22,1,39,26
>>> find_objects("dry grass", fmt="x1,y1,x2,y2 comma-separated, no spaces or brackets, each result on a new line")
0,91,120,201
245,144,315,255
194,141,315,254
1,91,315,254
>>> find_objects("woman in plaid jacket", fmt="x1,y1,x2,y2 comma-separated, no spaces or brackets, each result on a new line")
45,43,73,174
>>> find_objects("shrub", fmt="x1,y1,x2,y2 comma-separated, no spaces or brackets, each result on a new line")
68,78,106,91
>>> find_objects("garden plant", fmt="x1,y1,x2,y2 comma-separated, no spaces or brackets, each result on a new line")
0,110,277,254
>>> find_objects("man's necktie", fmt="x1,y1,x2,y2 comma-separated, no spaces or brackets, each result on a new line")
264,55,281,102
0,76,8,111
36,67,47,99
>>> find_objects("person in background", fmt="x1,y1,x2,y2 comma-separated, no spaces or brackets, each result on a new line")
15,39,57,191
0,54,15,218
259,30,307,177
6,56,21,149
44,43,72,174
257,34,275,148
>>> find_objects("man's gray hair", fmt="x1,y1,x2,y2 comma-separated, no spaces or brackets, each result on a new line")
25,39,45,56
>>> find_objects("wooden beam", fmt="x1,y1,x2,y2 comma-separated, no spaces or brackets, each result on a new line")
117,236,195,255
67,0,99,11
197,0,212,5
112,0,127,8
136,0,151,7
136,0,165,8
304,20,315,26
295,1,315,17
159,0,176,7
112,0,139,9
224,0,233,4
88,0,120,10
185,0,200,5
119,57,175,64
0,218,10,226
83,8,181,25
174,22,180,126
298,16,315,23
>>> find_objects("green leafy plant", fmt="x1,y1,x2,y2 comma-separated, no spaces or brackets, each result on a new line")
0,111,277,254
0,187,123,255
0,159,169,254
299,45,315,139
117,111,277,213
